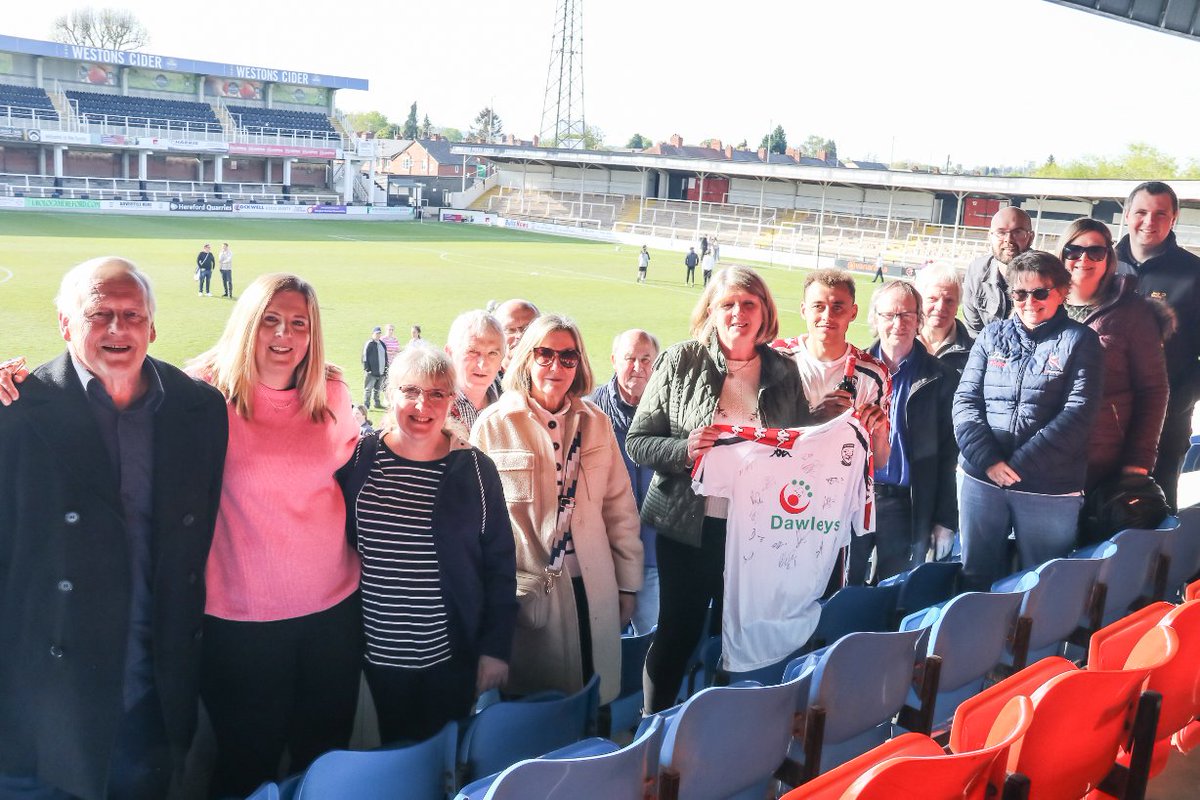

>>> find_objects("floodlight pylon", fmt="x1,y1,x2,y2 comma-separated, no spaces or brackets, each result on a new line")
539,0,586,149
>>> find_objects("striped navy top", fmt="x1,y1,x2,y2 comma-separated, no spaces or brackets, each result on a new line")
356,443,452,669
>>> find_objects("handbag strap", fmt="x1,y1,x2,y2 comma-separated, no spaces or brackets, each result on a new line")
545,429,584,577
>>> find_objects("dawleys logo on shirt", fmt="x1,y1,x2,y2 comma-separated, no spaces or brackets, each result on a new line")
773,478,841,533
779,479,813,514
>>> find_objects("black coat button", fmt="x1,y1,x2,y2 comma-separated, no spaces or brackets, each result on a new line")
57,580,73,592
64,512,80,525
182,513,196,527
49,645,64,658
548,420,557,429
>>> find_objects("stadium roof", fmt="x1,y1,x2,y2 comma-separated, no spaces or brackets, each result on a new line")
452,142,1200,203
1045,0,1200,42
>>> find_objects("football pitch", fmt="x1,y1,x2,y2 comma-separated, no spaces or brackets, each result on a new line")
0,212,880,382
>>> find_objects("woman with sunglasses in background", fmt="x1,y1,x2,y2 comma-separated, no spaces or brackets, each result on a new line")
1058,218,1172,492
471,314,642,706
952,251,1104,590
627,266,811,712
338,343,516,743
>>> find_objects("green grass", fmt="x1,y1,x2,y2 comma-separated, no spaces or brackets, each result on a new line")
0,212,881,383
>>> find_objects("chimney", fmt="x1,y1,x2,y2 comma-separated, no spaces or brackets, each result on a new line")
506,134,514,145
669,133,684,147
817,149,828,162
786,147,800,161
724,145,734,160
758,147,769,161
430,133,441,141
710,139,722,152
532,134,540,147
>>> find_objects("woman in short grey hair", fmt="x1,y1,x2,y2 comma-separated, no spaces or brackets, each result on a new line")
339,342,516,742
916,262,974,374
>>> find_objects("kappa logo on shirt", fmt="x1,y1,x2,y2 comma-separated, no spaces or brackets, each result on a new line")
987,350,1008,369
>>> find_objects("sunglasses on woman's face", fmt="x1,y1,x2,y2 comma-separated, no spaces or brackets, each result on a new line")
532,347,581,369
1062,244,1109,262
1009,287,1053,302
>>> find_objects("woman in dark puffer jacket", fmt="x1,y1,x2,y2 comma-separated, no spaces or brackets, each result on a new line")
1059,218,1173,492
953,251,1104,590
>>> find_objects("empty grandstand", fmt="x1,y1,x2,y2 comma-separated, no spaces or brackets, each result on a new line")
455,139,1200,272
0,33,369,207
227,105,339,142
0,83,58,123
66,89,222,134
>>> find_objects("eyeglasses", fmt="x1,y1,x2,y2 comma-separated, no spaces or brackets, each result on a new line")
532,347,581,369
396,385,451,403
1009,288,1053,303
1062,244,1109,262
990,228,1031,240
876,311,918,325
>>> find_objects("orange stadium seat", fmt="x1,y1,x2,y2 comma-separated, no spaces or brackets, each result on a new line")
782,696,1033,800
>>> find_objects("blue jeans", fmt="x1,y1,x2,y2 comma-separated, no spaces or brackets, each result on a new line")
631,565,660,635
959,472,1082,591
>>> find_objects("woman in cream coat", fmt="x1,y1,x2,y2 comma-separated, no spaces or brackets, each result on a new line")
472,314,642,704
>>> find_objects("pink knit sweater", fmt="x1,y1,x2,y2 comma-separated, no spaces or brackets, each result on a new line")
205,378,360,621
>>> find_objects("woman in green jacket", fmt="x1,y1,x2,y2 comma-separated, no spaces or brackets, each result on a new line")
627,266,812,711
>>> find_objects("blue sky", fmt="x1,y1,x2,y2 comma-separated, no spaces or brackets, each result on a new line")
6,0,1199,168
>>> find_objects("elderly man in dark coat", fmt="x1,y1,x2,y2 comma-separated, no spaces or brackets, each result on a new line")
0,257,227,800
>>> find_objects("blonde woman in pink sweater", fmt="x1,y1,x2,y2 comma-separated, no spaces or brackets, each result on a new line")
188,273,360,797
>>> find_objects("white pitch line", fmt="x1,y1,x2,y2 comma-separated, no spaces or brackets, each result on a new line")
0,267,12,285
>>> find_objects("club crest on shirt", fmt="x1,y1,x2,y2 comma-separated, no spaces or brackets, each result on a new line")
1150,290,1168,301
1044,353,1063,376
840,443,854,467
987,350,1008,369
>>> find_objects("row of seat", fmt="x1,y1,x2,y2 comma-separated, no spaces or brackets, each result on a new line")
66,89,223,132
227,104,338,136
0,82,59,121
235,512,1200,800
787,587,1200,799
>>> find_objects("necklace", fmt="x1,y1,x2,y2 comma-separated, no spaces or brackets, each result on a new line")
716,358,761,422
725,353,759,375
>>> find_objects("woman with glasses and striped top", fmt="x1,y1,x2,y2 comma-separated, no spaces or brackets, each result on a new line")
472,314,643,706
339,343,517,743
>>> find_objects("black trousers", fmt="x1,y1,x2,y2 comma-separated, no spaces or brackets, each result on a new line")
201,592,363,798
685,266,695,285
643,518,725,713
849,490,915,585
365,657,476,745
219,270,233,296
1154,405,1194,513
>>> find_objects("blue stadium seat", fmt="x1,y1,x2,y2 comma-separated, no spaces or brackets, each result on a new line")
655,679,803,800
803,585,900,652
879,561,962,625
902,589,1028,732
277,720,456,800
783,628,934,782
992,557,1104,666
457,716,664,800
458,674,600,784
